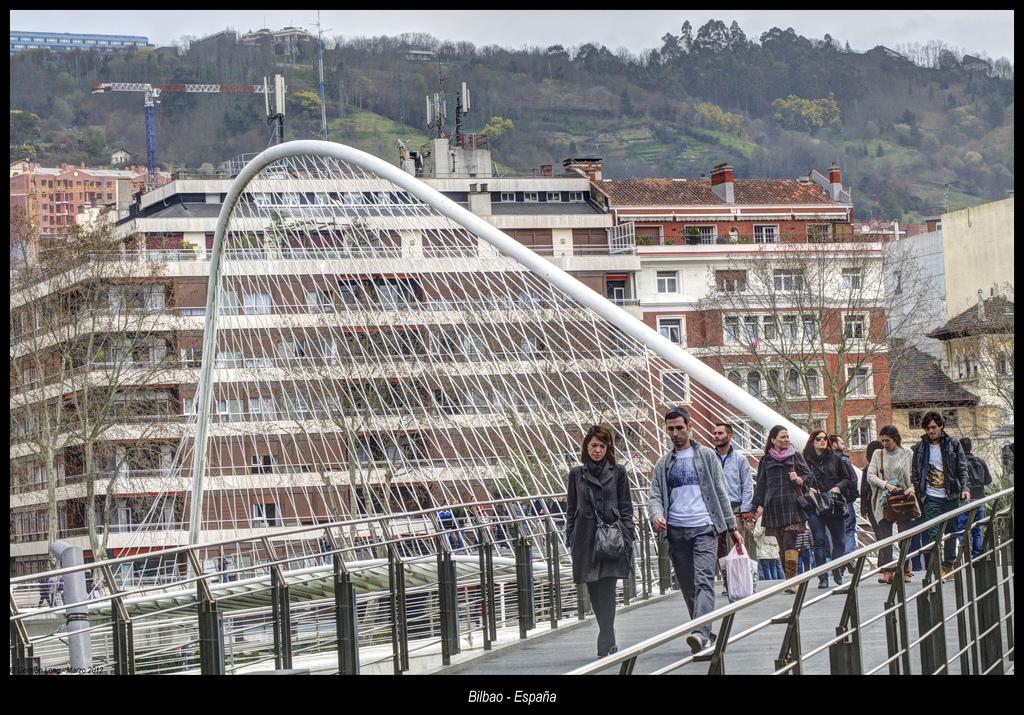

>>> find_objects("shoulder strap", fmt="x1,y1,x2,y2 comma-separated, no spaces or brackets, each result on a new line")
879,448,885,477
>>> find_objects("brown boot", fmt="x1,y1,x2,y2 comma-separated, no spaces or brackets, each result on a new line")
782,549,799,593
903,564,913,583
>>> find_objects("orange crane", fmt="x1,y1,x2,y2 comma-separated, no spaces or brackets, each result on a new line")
91,75,288,187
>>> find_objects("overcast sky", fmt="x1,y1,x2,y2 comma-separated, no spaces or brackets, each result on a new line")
9,10,1015,61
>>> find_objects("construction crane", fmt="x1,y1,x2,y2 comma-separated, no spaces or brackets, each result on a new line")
91,75,288,187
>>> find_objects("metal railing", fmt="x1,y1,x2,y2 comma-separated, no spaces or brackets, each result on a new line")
570,488,1014,675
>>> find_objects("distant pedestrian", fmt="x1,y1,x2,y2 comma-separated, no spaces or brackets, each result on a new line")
649,407,743,655
751,518,784,580
911,411,971,580
867,425,917,584
88,580,101,600
38,575,59,608
566,424,635,658
957,438,992,557
751,425,809,594
830,434,861,574
710,422,755,596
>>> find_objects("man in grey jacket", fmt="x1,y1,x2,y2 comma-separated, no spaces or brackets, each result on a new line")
649,407,744,654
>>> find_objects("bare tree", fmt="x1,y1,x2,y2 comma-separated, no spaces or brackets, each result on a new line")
10,214,174,563
695,236,934,443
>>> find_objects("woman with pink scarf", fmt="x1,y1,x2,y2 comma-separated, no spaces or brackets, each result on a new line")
752,425,812,594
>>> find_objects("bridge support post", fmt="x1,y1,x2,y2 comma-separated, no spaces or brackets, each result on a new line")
546,524,560,629
102,564,135,675
330,541,360,676
996,509,1014,662
437,542,460,665
828,554,867,675
639,512,652,600
188,550,225,675
387,544,409,673
478,527,495,649
915,543,947,674
975,515,1004,674
270,568,293,670
773,581,808,675
9,601,37,675
514,526,534,638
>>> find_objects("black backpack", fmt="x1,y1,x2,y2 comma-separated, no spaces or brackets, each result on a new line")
967,455,993,488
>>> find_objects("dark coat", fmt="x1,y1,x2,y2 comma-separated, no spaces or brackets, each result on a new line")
565,463,635,584
753,452,811,530
911,434,968,502
803,451,854,496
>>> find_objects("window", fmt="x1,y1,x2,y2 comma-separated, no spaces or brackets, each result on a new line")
305,290,334,313
242,292,272,315
753,225,778,243
216,399,244,422
842,268,863,290
774,270,805,292
848,418,876,449
658,318,683,346
742,316,759,342
691,226,716,244
662,372,688,403
251,454,275,474
724,317,740,344
546,192,561,202
909,410,959,429
746,371,763,397
568,191,586,202
763,317,778,340
251,502,279,526
716,270,747,293
179,347,202,367
656,271,678,294
802,315,818,340
806,368,820,397
844,314,866,339
846,366,871,396
500,192,515,202
997,352,1013,376
766,369,783,401
786,369,801,397
728,371,743,386
249,396,277,419
220,290,241,315
523,192,539,203
807,224,834,242
782,315,798,340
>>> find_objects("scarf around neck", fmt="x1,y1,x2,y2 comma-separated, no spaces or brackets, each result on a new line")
584,457,608,479
768,446,796,462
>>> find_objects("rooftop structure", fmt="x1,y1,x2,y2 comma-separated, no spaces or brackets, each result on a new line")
10,30,150,54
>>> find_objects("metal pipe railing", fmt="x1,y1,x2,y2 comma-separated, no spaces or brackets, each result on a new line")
570,488,1014,675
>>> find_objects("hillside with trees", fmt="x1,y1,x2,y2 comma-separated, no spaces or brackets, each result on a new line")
9,20,1014,221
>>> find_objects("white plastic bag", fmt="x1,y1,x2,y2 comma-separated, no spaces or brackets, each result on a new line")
719,545,755,602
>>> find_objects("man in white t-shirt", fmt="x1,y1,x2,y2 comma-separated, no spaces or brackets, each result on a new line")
911,411,970,580
648,407,743,654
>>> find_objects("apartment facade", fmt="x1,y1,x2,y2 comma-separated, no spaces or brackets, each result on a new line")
593,162,891,460
10,31,150,54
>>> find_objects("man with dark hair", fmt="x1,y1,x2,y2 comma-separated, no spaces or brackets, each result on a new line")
711,422,755,597
957,437,992,557
648,407,743,654
911,411,971,580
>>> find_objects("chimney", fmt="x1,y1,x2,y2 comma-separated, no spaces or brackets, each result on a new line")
710,162,734,204
540,164,552,177
977,289,986,320
562,157,602,182
828,162,843,201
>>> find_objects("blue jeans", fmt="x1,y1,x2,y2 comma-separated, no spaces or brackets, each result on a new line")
759,559,784,580
797,550,813,574
844,503,858,555
956,505,985,556
808,512,847,578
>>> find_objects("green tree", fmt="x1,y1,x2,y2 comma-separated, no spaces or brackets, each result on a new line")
10,110,41,146
480,115,514,140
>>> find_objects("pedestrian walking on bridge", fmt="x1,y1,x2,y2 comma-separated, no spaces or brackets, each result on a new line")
566,424,635,658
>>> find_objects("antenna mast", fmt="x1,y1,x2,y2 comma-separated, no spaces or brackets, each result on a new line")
316,11,328,141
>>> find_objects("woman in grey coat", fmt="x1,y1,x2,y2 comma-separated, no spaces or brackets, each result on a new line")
566,424,635,657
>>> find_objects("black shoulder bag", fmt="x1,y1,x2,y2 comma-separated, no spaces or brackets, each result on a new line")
586,484,625,562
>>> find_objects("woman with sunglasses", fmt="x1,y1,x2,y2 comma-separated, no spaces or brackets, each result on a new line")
802,429,855,589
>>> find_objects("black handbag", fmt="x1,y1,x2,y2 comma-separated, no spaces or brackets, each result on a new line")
828,490,847,519
586,484,624,562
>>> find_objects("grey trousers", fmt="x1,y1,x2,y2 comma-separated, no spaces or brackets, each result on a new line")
668,524,718,639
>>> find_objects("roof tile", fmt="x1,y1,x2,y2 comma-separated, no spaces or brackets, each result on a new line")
598,178,840,206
